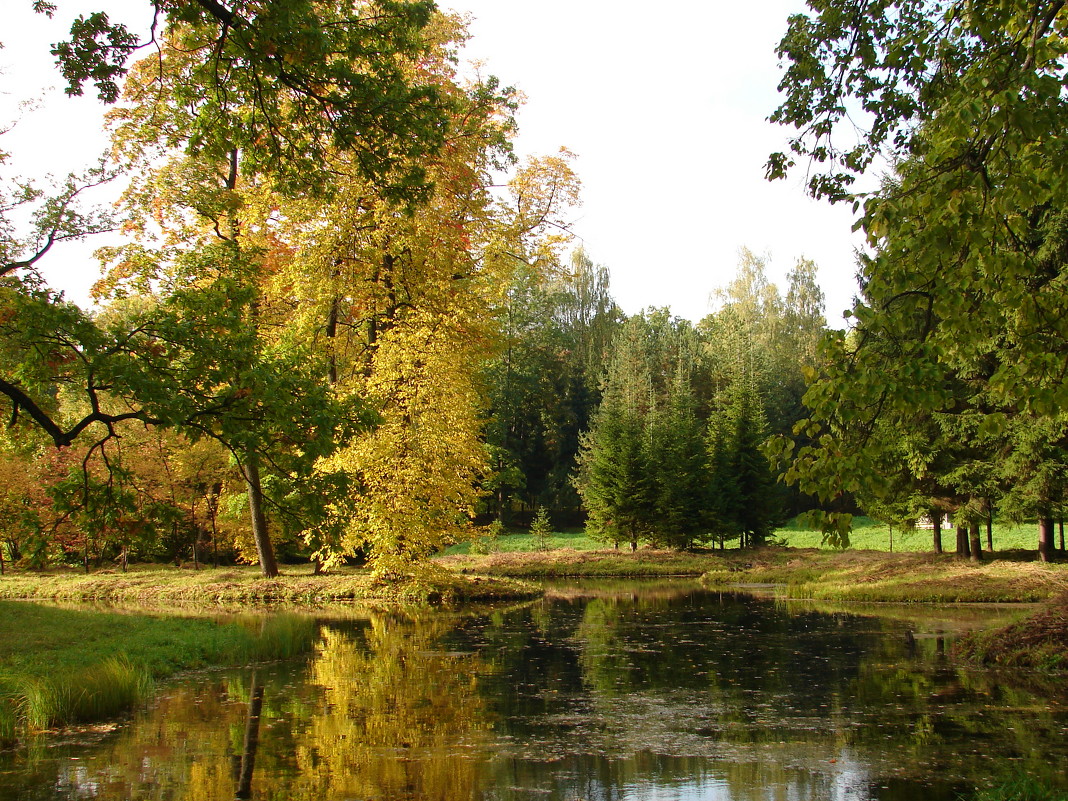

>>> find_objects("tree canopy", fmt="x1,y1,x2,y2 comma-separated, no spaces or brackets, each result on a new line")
768,0,1068,556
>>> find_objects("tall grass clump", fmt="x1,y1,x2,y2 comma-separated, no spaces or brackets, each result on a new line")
971,773,1068,800
0,693,17,745
0,602,322,742
228,614,320,663
16,656,153,730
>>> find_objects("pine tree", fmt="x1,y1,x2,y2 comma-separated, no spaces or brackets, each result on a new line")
727,377,779,548
574,318,656,549
648,363,711,549
530,506,553,551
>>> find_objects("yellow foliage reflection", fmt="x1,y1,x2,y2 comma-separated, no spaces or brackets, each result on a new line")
288,612,492,800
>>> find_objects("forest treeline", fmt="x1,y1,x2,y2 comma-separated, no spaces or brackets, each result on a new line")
0,0,791,575
3,0,1068,576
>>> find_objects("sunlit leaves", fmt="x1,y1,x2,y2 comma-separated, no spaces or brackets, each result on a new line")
51,12,137,103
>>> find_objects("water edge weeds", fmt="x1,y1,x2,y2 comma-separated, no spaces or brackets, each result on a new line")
16,656,153,730
0,603,325,744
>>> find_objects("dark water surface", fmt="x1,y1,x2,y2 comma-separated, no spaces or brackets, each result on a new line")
2,581,1066,800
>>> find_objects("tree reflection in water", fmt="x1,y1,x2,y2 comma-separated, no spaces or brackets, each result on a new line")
288,612,491,799
233,670,264,800
0,589,1066,801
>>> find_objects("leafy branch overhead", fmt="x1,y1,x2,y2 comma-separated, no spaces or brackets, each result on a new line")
769,0,1068,558
768,0,1068,202
43,0,452,197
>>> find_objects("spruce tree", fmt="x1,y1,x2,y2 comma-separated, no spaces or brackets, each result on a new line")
649,364,711,549
574,318,655,549
727,377,779,548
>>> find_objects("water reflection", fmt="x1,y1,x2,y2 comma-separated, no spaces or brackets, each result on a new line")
233,670,264,799
1,585,1065,801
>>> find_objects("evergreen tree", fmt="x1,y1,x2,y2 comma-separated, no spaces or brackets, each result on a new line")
725,377,780,548
648,363,711,549
575,317,656,549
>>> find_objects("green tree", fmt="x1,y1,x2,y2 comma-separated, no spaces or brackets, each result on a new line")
767,1,1068,558
1,1,460,575
575,311,710,549
530,505,553,551
575,317,657,550
37,0,448,197
724,376,779,548
646,357,711,550
481,165,608,523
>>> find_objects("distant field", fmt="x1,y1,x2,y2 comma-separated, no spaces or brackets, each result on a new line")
445,529,603,555
777,516,1048,552
444,516,1053,555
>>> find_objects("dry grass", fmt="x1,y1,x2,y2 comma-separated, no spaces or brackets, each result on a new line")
0,563,539,606
437,545,1068,602
701,548,1068,603
437,547,729,578
956,594,1068,670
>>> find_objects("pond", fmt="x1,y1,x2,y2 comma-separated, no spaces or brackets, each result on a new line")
1,581,1066,800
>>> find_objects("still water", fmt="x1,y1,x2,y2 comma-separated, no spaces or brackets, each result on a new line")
2,581,1066,800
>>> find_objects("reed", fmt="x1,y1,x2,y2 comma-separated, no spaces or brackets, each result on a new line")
0,602,323,743
0,694,16,744
972,774,1068,800
15,656,153,730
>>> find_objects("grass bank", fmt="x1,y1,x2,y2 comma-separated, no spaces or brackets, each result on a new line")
437,547,727,578
955,595,1068,671
0,563,539,606
441,544,1068,602
776,516,1044,551
0,602,319,744
700,548,1068,603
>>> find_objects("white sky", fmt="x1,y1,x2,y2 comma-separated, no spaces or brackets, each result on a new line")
0,0,865,324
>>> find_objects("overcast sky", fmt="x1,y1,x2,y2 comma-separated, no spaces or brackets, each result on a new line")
1,0,865,324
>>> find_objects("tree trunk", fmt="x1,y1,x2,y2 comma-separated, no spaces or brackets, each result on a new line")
968,522,982,562
190,502,200,571
956,526,970,558
1038,515,1055,563
932,511,942,554
986,509,994,552
241,451,279,578
1059,518,1065,553
208,483,221,568
0,543,5,575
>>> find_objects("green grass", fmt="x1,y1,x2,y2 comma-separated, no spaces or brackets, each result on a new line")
443,529,604,555
700,549,1068,603
0,563,538,606
439,546,733,578
444,516,1049,557
969,773,1068,800
0,602,320,742
777,516,1043,552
